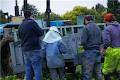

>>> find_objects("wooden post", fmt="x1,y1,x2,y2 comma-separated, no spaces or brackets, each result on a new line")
0,41,2,77
0,39,4,77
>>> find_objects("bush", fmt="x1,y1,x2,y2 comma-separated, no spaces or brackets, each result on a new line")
0,75,18,80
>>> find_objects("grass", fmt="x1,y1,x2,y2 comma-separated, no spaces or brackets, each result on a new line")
0,66,82,80
0,75,18,80
0,66,119,80
0,47,118,80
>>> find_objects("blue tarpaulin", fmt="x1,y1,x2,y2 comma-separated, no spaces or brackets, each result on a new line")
50,20,64,27
0,24,4,33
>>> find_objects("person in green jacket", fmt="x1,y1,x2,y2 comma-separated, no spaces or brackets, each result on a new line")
101,13,120,80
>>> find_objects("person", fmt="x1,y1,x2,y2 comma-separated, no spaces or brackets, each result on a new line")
0,35,13,76
81,15,103,80
18,10,43,80
42,26,66,80
102,13,120,80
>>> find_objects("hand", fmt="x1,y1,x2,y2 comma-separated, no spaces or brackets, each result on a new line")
3,35,14,42
100,48,106,55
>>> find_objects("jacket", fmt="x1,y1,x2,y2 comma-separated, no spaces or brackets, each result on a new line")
103,21,120,49
42,40,66,68
81,22,102,50
18,18,43,51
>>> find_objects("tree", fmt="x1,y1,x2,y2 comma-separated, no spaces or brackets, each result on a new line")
107,0,119,13
62,6,104,24
95,3,106,14
107,0,120,22
22,4,38,18
0,10,7,24
35,12,62,21
94,3,107,23
50,12,62,21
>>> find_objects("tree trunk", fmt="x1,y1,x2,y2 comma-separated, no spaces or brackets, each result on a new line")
0,41,2,77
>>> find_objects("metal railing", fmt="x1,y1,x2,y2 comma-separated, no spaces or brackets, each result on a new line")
10,23,105,42
42,23,105,36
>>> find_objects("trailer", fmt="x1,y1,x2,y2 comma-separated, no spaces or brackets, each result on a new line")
0,22,105,76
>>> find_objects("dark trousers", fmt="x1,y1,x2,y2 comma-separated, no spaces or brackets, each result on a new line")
49,67,66,80
81,50,102,80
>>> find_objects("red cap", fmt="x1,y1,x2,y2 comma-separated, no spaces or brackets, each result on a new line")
104,13,115,22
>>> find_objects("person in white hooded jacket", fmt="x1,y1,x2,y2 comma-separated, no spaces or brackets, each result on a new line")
42,26,67,80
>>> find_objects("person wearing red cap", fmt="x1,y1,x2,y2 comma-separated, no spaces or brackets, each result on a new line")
101,13,120,80
81,15,103,80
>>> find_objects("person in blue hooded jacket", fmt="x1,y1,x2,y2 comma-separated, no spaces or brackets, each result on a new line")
42,26,66,80
81,15,103,80
101,13,120,80
18,11,43,80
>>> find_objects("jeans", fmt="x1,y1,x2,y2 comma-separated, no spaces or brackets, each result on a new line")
24,50,42,80
49,67,66,80
81,50,102,80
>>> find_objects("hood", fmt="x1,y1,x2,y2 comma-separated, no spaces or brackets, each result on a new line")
108,21,120,27
43,26,62,43
49,26,60,33
23,18,32,21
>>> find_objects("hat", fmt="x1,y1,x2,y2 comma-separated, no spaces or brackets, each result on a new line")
104,13,115,22
50,26,60,33
43,26,62,43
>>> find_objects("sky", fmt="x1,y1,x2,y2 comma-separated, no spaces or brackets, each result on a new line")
0,0,108,16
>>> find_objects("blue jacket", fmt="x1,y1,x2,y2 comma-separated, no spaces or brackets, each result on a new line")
103,21,120,49
42,40,66,68
81,22,102,50
18,18,43,51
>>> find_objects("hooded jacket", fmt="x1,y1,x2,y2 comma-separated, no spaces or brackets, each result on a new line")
103,21,120,49
18,18,43,51
42,26,66,68
81,22,102,50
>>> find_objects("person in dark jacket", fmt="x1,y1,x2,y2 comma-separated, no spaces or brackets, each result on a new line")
102,13,120,80
42,26,66,80
18,11,43,80
81,15,103,80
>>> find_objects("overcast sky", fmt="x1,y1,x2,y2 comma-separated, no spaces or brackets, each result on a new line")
0,0,108,16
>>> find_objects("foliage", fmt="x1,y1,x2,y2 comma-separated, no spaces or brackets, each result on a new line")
62,6,107,24
22,4,38,18
50,12,63,21
107,0,119,13
107,0,120,22
0,71,81,80
0,75,18,80
77,46,84,54
35,6,106,24
95,3,106,14
94,3,107,23
62,6,86,24
0,10,7,24
35,12,62,21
